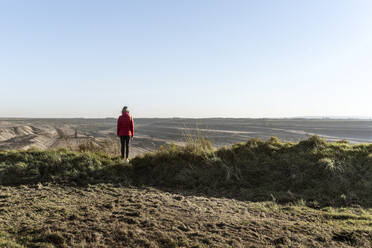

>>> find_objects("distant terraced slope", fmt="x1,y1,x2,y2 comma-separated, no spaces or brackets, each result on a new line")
0,121,163,157
0,125,58,150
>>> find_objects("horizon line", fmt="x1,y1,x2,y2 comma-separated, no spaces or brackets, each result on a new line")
1,116,372,120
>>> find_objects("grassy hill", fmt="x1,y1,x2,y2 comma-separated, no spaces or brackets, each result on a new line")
1,136,372,247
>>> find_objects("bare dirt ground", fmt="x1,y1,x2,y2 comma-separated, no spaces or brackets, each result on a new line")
1,118,372,156
1,184,371,248
0,119,179,157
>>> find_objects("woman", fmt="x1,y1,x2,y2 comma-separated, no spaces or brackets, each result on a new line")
117,106,134,161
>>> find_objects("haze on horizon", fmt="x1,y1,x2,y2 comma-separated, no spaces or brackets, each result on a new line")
1,0,372,119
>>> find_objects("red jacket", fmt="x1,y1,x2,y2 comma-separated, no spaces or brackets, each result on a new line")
117,112,134,137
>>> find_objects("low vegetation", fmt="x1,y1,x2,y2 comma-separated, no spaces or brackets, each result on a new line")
1,136,372,247
0,231,23,248
1,136,372,207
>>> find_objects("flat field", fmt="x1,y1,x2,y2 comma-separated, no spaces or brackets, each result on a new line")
1,118,372,156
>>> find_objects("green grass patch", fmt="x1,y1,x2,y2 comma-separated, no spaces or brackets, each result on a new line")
0,231,23,248
2,136,372,207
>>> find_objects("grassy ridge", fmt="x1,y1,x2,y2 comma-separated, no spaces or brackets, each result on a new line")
1,136,372,207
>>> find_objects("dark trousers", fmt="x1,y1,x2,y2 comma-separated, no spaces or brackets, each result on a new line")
120,136,130,159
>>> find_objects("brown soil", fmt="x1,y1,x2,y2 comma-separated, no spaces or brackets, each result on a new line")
1,184,371,247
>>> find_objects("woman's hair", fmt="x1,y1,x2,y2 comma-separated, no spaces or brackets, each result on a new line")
122,106,129,114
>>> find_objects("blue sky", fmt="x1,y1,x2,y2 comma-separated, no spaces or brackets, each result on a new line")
1,0,372,118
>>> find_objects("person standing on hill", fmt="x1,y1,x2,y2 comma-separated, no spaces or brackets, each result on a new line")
117,106,134,162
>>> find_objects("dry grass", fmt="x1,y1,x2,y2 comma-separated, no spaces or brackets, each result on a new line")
77,139,121,156
1,184,372,247
181,126,214,153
